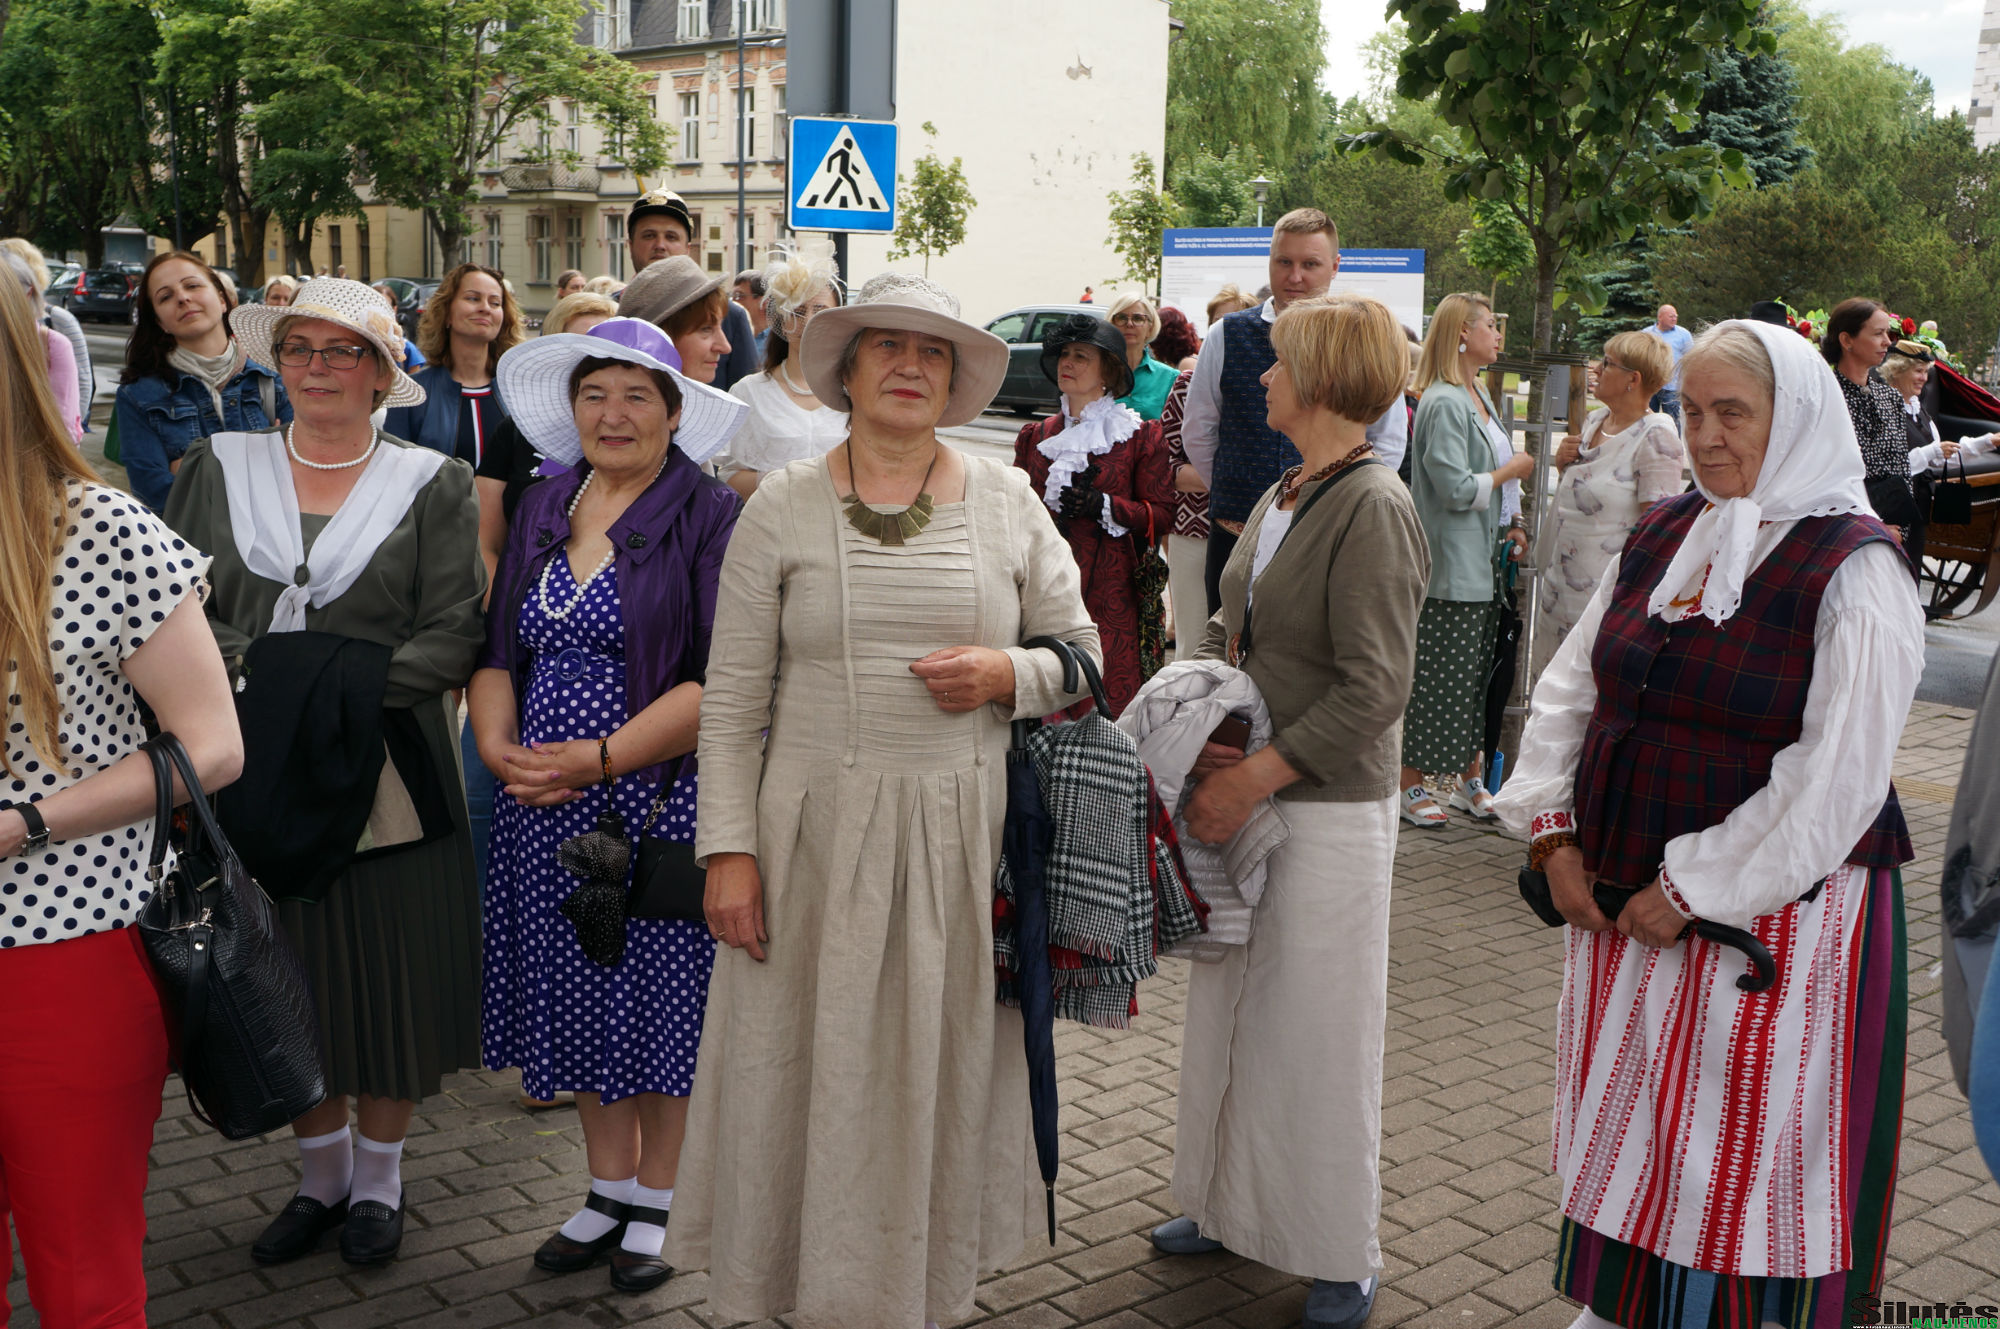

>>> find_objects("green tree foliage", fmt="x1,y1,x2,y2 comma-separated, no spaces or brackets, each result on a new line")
1164,0,1325,178
1170,146,1263,229
887,122,976,276
1104,152,1184,292
156,0,273,282
1459,197,1533,298
1345,0,1769,351
242,0,667,262
0,0,162,265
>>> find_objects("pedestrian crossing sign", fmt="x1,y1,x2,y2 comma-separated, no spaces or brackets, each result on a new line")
788,117,898,234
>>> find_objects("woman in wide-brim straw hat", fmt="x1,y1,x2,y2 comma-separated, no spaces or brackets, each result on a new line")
472,318,746,1294
164,277,487,1269
669,272,1100,1328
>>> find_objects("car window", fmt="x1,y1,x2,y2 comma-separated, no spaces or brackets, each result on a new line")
1028,312,1072,343
987,313,1027,344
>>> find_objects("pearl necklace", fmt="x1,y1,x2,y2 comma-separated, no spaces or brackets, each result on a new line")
285,423,379,471
777,356,812,398
538,472,614,621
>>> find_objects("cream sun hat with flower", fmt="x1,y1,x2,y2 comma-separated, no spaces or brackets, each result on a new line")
229,277,426,409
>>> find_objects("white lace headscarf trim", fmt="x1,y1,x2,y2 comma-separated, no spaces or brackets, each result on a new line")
1037,395,1140,510
1646,318,1874,625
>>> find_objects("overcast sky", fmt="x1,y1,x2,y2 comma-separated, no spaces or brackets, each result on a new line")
1320,0,1981,114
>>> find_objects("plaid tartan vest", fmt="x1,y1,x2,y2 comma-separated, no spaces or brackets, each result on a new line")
1575,490,1913,886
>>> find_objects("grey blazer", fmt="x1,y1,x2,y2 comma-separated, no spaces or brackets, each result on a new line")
1409,379,1510,601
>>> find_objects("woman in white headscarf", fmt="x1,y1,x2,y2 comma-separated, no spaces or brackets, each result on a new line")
1493,320,1924,1329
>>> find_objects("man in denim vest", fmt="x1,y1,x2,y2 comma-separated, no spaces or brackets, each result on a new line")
1182,209,1408,613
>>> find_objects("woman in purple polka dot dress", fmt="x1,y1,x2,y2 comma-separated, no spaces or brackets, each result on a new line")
472,318,747,1295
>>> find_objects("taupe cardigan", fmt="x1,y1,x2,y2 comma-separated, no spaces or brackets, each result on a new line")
1197,461,1431,802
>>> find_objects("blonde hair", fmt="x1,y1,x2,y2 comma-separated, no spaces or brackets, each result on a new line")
0,276,99,777
760,244,844,370
1270,294,1408,425
1603,330,1675,398
1414,292,1493,391
417,263,528,373
584,275,625,297
263,274,300,301
0,239,50,293
1272,207,1339,248
1106,292,1161,347
542,291,619,337
1206,284,1256,326
1881,347,1930,394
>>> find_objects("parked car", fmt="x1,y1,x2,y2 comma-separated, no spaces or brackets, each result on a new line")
43,263,81,303
396,280,439,343
984,304,1106,416
59,264,144,323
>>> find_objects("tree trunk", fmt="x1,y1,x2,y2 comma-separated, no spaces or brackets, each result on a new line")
83,231,105,268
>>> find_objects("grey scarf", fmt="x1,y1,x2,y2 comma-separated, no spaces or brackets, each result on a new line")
168,342,247,420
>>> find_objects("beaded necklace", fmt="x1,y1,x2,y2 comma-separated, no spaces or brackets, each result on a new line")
1277,440,1374,506
536,460,667,620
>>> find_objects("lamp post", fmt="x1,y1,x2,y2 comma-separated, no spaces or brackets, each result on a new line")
1251,175,1270,229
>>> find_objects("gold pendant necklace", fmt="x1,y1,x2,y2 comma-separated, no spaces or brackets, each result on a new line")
841,447,940,546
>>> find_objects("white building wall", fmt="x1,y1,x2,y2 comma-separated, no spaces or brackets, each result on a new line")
839,0,1172,325
1975,0,2000,150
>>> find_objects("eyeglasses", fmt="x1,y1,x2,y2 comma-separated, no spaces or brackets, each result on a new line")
1601,360,1635,375
276,341,374,370
1110,314,1150,326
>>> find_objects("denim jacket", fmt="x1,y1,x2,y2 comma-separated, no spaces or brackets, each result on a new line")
114,361,290,512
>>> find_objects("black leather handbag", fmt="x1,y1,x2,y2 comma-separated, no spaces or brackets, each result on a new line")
1931,450,1975,526
626,776,705,922
135,734,329,1139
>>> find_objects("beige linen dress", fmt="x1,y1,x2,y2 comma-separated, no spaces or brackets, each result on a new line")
672,451,1099,1327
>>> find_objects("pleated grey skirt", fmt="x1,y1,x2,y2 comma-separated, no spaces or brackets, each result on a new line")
276,699,481,1103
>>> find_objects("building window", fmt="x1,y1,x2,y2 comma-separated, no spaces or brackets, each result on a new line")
529,215,552,283
744,0,782,32
484,109,501,164
358,220,372,282
564,215,584,271
484,213,503,271
774,83,787,161
605,214,627,280
735,88,755,160
678,91,701,161
565,102,581,155
537,115,551,159
679,0,706,39
329,224,343,273
595,0,629,48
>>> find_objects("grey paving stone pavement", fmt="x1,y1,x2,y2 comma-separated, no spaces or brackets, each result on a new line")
6,701,1993,1328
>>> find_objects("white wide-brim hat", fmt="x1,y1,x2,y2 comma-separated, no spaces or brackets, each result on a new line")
799,272,1008,428
495,317,748,468
229,277,425,409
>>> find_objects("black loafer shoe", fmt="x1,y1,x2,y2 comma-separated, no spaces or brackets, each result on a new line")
534,1193,632,1274
608,1248,674,1293
339,1189,405,1266
252,1194,348,1265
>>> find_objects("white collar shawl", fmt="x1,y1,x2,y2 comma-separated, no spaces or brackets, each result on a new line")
210,431,447,633
1645,321,1874,625
1037,396,1140,511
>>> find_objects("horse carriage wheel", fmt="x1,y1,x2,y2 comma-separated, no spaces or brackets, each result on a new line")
1921,555,1985,618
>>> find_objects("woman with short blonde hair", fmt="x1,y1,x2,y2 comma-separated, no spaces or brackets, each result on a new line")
263,274,300,306
713,245,847,498
1151,294,1429,1329
1533,330,1685,674
542,291,619,338
1107,292,1178,421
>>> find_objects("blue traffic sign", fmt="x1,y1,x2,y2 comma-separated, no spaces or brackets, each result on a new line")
788,117,898,234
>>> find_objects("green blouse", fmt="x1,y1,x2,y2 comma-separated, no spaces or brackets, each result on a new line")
1117,352,1179,422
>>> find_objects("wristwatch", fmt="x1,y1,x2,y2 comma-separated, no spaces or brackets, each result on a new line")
0,800,49,854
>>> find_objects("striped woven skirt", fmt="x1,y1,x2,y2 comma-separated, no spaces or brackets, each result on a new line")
1553,868,1906,1329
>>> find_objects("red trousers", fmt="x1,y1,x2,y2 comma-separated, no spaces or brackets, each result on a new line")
0,927,168,1329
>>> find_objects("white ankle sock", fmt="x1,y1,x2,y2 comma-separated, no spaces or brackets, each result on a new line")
1568,1311,1625,1329
621,1183,672,1255
350,1133,405,1210
295,1126,353,1206
559,1175,637,1243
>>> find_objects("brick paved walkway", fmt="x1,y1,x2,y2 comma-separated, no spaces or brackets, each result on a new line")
7,702,1993,1328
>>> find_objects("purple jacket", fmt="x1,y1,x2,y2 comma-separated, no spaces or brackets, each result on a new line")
480,448,741,783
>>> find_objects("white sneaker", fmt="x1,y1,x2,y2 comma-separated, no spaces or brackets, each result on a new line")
1447,776,1498,820
1400,784,1449,828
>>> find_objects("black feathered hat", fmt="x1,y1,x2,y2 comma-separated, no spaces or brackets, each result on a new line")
1039,313,1133,399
